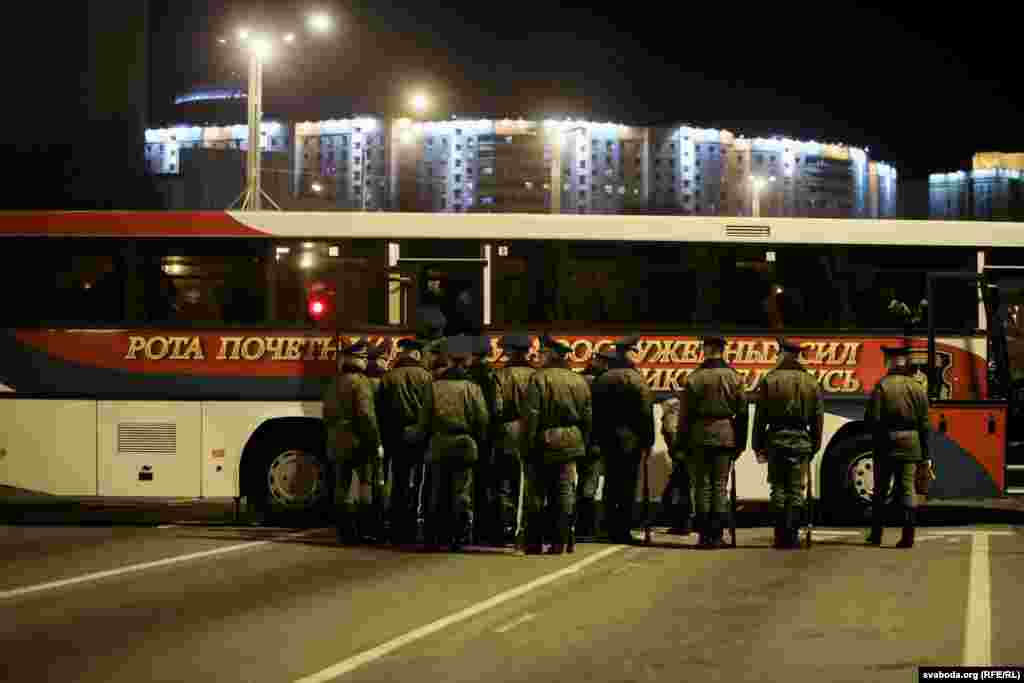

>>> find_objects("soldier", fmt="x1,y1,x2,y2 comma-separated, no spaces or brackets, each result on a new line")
753,338,824,549
468,335,505,545
417,307,447,377
865,345,931,548
659,395,693,535
677,334,748,549
493,334,536,545
592,335,655,545
415,335,490,551
524,335,593,554
364,340,390,542
377,338,433,545
576,347,613,541
323,339,382,545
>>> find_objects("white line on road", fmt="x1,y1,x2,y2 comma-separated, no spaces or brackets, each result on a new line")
922,530,1014,537
494,612,537,634
294,545,625,683
0,528,322,601
962,533,992,666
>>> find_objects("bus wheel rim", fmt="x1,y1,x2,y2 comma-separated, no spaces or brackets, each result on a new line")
267,449,325,507
849,450,876,505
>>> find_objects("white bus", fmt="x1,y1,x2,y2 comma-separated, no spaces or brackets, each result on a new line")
0,211,1021,522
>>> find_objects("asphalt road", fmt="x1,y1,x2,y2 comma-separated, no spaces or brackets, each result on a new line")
1,524,1022,682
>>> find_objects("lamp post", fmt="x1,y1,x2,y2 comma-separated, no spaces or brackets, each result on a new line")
223,13,332,211
749,175,776,217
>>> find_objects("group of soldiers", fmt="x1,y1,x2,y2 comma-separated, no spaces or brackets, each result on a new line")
323,323,932,553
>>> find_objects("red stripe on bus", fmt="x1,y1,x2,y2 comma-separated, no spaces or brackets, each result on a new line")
0,212,266,237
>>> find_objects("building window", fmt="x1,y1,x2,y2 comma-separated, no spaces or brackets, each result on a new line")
683,180,691,188
455,144,462,151
579,175,586,184
483,167,494,175
455,129,462,136
579,190,586,199
454,174,462,183
579,160,586,169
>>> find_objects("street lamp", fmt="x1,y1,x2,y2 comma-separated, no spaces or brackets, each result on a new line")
410,92,429,115
749,175,775,218
221,13,333,210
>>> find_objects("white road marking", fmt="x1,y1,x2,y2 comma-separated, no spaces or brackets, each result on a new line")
294,545,625,683
922,530,1014,537
963,533,992,666
611,562,647,576
0,528,321,601
494,612,537,634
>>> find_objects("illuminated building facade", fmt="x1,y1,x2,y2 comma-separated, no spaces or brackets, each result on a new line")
145,115,898,217
929,152,1024,220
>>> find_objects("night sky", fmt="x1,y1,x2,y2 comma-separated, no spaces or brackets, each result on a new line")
146,1,1023,180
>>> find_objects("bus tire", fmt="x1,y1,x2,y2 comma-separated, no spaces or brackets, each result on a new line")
823,432,878,525
247,428,332,526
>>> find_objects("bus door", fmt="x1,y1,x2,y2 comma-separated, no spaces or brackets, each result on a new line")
925,271,1010,496
981,265,1024,494
396,258,487,337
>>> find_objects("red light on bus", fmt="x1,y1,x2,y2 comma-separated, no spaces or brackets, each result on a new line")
308,297,327,319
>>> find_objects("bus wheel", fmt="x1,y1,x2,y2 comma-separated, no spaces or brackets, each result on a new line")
826,433,877,523
250,431,330,525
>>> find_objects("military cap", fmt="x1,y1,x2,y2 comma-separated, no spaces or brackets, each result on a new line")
366,339,390,359
777,337,802,354
498,334,533,351
613,335,642,352
444,334,477,356
397,338,425,352
881,345,912,356
341,338,369,357
540,334,573,355
701,333,727,347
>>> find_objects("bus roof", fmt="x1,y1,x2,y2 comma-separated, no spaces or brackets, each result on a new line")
0,211,1022,248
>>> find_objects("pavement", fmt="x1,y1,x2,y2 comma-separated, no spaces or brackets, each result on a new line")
1,523,1022,682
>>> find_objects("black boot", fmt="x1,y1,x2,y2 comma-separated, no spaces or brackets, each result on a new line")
786,506,801,549
575,498,595,541
866,503,883,546
335,504,360,545
695,511,709,547
667,505,693,535
701,513,724,549
895,508,916,548
772,507,786,549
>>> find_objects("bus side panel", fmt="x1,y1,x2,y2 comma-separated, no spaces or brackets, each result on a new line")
201,401,323,498
0,399,97,496
97,402,201,498
927,404,1006,497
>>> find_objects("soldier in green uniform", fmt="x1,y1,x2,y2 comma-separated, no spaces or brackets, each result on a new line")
377,338,433,545
676,334,749,549
363,339,390,543
866,345,931,548
468,335,505,545
322,339,382,545
524,335,593,555
659,395,693,535
414,335,490,551
494,334,536,545
592,336,655,545
576,347,612,540
753,338,824,549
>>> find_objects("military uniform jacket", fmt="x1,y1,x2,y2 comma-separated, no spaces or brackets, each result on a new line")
752,357,824,456
468,361,505,453
495,361,536,457
661,397,681,459
323,368,381,463
525,363,593,464
377,358,434,452
415,367,490,464
865,370,931,462
677,358,749,452
592,365,655,455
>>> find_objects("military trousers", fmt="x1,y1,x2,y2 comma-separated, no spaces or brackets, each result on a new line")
576,457,603,501
690,447,734,517
873,456,917,511
493,448,523,539
602,449,642,543
425,460,474,547
330,448,376,509
387,444,426,543
660,458,692,524
472,446,498,544
523,460,576,547
767,449,809,510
